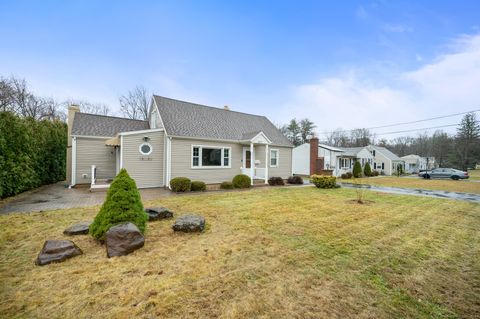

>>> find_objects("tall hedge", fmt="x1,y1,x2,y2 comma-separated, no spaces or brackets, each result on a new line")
0,111,67,198
89,169,147,240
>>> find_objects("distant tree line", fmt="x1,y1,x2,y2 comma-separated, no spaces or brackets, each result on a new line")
279,118,316,146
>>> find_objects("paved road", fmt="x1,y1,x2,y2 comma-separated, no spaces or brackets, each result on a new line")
0,182,172,214
340,182,480,203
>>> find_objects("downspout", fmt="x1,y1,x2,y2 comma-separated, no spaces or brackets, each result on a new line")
71,136,77,187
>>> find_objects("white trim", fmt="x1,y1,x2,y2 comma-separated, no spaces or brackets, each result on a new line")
250,143,254,185
153,97,168,134
139,142,153,156
270,149,279,167
71,135,112,139
118,128,164,136
120,135,124,169
71,136,77,186
249,131,272,144
163,133,167,186
265,144,269,184
190,144,232,169
168,135,294,148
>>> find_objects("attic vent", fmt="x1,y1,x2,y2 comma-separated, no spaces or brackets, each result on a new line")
223,105,230,111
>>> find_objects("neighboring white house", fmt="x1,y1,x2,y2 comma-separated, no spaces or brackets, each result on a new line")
292,140,403,177
401,155,426,173
366,145,405,175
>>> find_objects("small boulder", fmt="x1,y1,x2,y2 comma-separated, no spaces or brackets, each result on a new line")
105,222,145,258
63,221,91,236
145,207,174,221
172,214,205,232
36,240,83,266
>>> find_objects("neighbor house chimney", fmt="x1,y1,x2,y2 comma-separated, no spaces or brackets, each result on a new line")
66,104,80,185
309,137,319,176
223,105,230,111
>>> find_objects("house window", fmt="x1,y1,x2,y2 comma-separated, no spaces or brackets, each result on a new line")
139,143,152,155
372,150,376,156
192,146,230,168
381,163,385,170
270,149,279,167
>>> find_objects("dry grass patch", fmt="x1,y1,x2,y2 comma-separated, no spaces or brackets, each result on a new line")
353,176,480,194
0,187,479,318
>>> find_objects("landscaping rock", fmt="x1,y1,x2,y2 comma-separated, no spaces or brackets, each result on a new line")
36,240,83,266
105,222,145,258
172,214,205,232
63,221,91,235
145,207,174,221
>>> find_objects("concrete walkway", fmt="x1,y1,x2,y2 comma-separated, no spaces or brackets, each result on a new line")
0,182,172,214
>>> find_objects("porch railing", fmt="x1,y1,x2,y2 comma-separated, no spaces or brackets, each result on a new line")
240,167,266,179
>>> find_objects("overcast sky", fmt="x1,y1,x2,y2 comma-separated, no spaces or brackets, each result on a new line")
1,1,479,139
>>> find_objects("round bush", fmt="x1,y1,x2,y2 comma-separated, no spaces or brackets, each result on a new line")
310,175,338,189
268,177,285,186
220,181,234,189
170,177,191,192
340,173,347,179
191,180,206,191
346,172,353,179
232,174,251,188
89,169,148,240
287,175,303,184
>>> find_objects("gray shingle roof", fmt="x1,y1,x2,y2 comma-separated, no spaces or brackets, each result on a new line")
373,146,402,161
71,113,149,137
153,95,293,147
341,147,365,157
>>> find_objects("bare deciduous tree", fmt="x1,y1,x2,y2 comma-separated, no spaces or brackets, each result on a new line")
119,86,150,120
64,100,111,116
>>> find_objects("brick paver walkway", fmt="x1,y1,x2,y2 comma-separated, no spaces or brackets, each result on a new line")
0,182,172,214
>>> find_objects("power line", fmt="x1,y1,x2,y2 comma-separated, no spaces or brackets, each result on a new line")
320,109,479,135
370,124,458,136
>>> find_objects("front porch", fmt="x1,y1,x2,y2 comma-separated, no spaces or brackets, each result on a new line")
239,131,273,185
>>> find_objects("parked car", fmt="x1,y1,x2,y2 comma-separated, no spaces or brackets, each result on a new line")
418,168,469,180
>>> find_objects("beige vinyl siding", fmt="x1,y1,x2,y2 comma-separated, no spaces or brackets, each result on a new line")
170,138,243,184
76,137,116,184
122,130,165,188
255,145,293,178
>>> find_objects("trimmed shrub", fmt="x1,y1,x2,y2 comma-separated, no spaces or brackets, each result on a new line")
353,161,362,178
170,177,191,192
364,162,372,177
191,180,206,191
287,175,303,184
310,175,338,189
268,176,285,186
90,169,147,240
372,170,380,176
346,172,353,179
341,173,347,179
220,181,234,189
232,174,251,188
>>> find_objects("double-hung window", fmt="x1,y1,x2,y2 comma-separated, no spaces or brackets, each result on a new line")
270,149,279,167
192,146,231,168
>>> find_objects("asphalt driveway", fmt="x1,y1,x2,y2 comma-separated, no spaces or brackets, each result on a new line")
0,182,172,214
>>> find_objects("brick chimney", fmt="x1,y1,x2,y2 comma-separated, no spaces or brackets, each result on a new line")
309,137,319,176
223,105,230,111
66,104,80,185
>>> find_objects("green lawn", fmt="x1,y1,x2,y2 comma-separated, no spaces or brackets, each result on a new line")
1,187,479,318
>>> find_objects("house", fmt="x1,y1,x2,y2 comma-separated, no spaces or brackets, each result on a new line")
292,142,344,176
292,139,404,177
366,145,405,175
401,155,427,173
292,139,373,177
66,95,293,189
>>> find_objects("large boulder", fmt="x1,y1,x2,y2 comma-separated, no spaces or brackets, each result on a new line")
36,240,83,266
145,207,174,221
172,214,205,232
105,222,145,258
63,221,91,236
